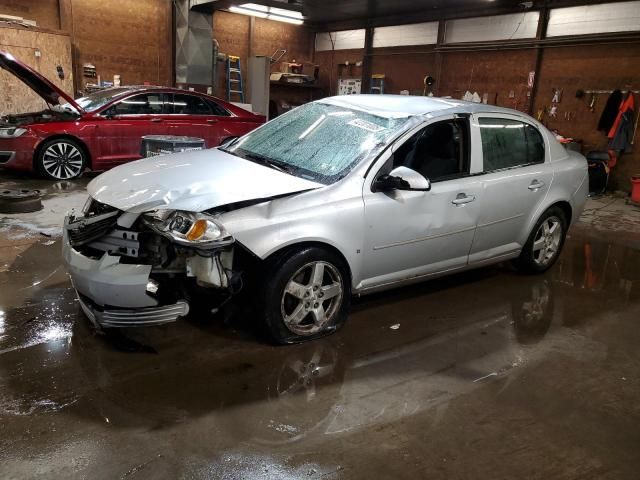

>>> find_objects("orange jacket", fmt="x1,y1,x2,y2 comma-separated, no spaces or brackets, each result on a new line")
608,93,635,139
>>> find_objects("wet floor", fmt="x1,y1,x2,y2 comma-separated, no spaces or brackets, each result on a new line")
1,196,640,478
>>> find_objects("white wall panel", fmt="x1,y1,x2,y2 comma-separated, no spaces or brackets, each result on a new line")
315,29,366,51
547,1,640,37
372,22,438,47
444,12,540,43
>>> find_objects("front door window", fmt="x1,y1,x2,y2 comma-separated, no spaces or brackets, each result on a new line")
392,119,470,182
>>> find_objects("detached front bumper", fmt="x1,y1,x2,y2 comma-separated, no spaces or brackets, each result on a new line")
62,229,190,328
77,294,189,328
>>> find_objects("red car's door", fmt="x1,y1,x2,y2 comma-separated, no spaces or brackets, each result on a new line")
95,92,170,166
164,93,224,147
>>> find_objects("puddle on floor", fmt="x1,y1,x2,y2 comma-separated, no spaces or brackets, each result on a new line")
0,225,639,479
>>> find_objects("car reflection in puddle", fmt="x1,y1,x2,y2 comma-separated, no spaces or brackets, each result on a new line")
0,231,638,451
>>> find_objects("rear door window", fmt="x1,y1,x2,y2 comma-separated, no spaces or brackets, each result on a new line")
525,122,545,164
478,118,545,171
207,99,231,116
111,93,165,115
167,94,213,115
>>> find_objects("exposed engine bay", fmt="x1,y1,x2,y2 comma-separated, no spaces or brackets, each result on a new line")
65,199,245,312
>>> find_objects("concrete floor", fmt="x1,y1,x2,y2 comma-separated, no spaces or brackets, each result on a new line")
1,171,640,479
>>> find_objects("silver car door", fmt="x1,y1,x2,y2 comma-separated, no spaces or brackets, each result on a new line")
360,115,483,291
468,113,554,265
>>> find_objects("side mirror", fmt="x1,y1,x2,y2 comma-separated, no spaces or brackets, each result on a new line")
374,166,431,192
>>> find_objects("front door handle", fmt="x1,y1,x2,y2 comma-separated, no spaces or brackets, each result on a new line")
528,180,545,191
452,193,476,206
151,117,163,123
207,118,219,124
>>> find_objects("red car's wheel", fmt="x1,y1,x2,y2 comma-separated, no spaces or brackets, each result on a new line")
36,138,86,180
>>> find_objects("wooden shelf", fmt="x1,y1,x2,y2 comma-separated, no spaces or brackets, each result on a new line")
270,81,324,90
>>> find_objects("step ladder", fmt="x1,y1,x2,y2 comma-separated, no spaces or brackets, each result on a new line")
226,55,245,102
370,74,385,94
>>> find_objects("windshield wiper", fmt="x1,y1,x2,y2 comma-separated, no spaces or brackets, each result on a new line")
239,151,295,175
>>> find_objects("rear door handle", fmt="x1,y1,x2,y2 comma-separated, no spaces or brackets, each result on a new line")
528,180,545,191
151,117,163,123
207,118,219,124
452,193,476,205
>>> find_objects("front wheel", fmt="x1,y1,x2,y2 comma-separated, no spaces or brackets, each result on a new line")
261,247,351,344
36,138,86,180
514,207,567,274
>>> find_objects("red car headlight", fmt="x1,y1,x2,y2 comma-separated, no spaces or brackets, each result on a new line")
0,127,28,138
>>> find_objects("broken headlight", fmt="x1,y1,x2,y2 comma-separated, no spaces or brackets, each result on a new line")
144,211,234,249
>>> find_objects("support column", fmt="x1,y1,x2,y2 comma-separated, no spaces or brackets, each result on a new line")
361,25,374,94
433,20,446,96
529,7,549,115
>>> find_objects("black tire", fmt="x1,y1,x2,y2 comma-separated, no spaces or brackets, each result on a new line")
0,189,42,213
261,246,351,344
36,138,87,180
514,206,567,274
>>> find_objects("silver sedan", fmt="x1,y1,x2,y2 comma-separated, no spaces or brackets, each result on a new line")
63,95,588,343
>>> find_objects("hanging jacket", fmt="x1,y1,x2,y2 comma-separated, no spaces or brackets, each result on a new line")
598,89,623,132
608,93,635,152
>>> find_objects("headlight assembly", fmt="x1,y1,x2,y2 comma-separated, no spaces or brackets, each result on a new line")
145,211,234,249
0,127,28,138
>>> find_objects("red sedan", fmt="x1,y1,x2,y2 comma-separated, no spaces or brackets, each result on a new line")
0,51,265,180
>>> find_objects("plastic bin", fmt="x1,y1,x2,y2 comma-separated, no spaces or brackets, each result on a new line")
140,135,205,158
631,175,640,203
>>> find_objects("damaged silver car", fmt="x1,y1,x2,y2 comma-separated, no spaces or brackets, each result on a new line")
63,95,588,343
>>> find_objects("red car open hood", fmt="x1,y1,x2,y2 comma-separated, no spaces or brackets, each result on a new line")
0,50,83,114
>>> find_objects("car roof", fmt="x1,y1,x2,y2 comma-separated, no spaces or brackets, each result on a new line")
100,85,209,94
90,85,258,118
318,94,527,119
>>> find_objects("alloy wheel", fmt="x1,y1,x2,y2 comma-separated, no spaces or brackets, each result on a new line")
280,261,343,336
42,142,84,179
532,216,562,267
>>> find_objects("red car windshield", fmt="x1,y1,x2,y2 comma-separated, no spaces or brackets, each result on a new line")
70,87,134,112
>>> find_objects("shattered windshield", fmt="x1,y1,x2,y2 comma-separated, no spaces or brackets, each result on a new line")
64,87,133,112
222,102,411,184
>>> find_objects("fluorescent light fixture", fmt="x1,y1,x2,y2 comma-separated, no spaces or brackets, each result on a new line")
229,3,304,25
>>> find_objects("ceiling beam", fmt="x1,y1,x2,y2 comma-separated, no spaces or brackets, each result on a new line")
190,0,303,14
311,0,632,32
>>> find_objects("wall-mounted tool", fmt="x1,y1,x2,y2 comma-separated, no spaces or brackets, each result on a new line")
270,49,287,65
56,65,64,80
589,93,597,112
83,64,96,78
423,75,435,96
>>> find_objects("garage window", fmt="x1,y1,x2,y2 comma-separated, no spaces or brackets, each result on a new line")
479,118,545,171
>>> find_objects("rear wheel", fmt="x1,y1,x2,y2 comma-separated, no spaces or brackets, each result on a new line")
514,207,567,274
261,247,351,344
36,138,86,180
